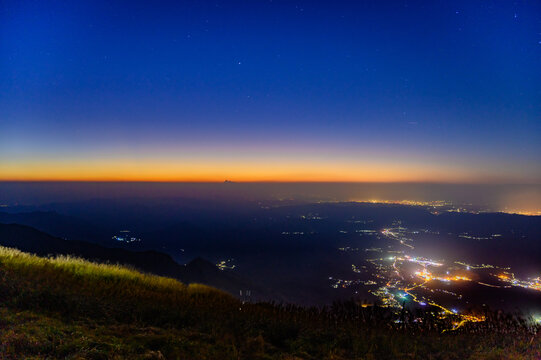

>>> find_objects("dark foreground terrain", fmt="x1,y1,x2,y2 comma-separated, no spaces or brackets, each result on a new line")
0,247,539,359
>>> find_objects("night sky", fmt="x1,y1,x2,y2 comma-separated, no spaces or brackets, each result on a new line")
1,0,540,182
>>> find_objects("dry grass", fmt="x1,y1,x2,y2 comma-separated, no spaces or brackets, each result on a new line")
0,246,540,359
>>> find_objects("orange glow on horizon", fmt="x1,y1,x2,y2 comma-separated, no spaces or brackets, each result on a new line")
0,157,519,184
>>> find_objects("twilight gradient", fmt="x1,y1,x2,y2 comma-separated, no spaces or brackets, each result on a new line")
1,0,540,182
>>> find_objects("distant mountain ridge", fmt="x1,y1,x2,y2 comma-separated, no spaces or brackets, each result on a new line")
0,222,257,298
0,210,112,245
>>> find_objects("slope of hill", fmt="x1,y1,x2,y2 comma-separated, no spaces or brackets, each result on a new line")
0,247,539,359
0,222,256,298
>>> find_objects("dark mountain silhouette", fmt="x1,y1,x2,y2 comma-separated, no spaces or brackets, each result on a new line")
0,222,259,298
0,211,112,245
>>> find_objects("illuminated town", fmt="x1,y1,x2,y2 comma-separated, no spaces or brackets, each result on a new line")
329,217,541,331
112,230,141,244
350,199,541,216
217,259,236,271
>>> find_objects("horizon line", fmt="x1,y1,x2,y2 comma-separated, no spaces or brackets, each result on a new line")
1,179,540,186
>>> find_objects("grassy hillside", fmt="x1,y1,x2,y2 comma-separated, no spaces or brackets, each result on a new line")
0,222,255,297
0,247,539,359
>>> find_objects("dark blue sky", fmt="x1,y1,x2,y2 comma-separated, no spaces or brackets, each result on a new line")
1,0,540,182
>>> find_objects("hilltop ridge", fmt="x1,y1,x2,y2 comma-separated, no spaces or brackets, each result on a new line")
0,222,257,298
0,246,539,359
